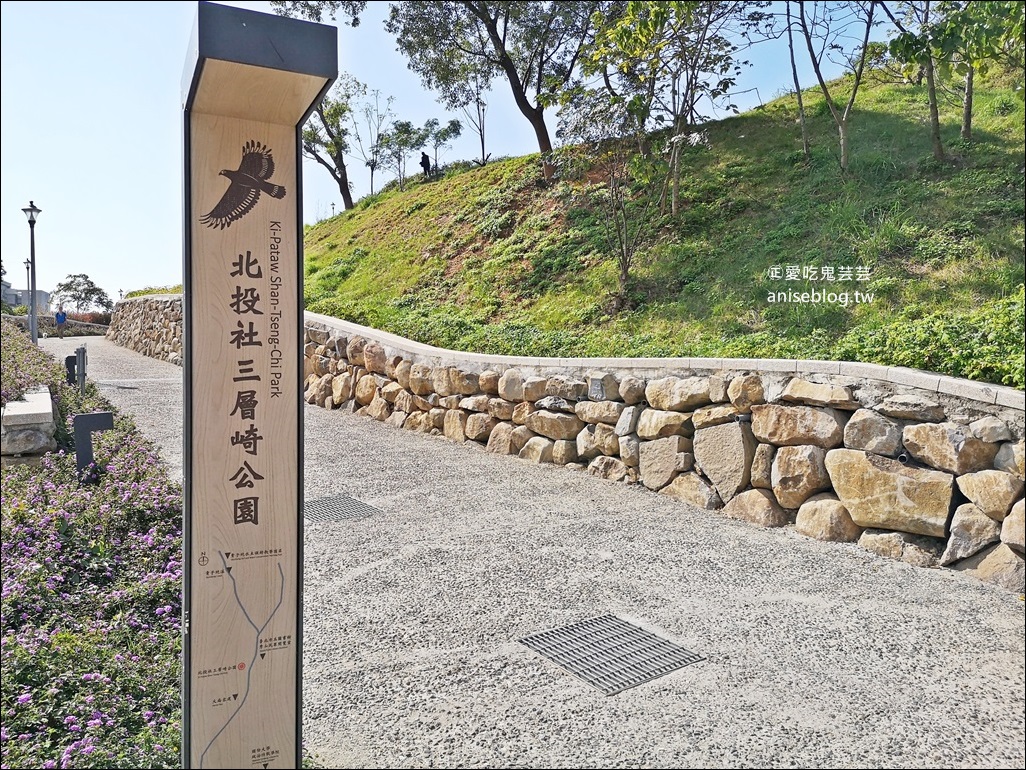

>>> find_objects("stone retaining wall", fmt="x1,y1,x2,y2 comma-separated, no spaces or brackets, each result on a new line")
106,297,1026,592
106,296,182,365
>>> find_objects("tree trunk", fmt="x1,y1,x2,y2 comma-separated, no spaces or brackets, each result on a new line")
839,119,850,172
961,67,974,142
925,55,945,160
786,2,811,161
336,159,355,209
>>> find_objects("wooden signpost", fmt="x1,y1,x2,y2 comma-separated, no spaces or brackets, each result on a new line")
181,4,336,767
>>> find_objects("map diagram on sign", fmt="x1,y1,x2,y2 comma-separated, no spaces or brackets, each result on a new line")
198,552,285,768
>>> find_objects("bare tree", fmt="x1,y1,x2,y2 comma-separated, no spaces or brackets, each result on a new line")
349,88,395,196
798,1,878,172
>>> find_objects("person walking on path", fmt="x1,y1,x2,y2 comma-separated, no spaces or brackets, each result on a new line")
420,151,432,180
55,305,67,339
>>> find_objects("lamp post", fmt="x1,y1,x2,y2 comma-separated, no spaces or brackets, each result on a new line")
22,201,41,344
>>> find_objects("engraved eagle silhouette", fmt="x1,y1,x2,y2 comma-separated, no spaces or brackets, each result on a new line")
200,140,286,229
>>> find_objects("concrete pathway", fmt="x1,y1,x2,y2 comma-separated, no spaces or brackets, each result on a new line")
41,336,1026,769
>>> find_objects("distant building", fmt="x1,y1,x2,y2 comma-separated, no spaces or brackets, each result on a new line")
0,280,49,311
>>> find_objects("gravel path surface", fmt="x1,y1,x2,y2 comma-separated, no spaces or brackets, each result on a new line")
42,336,1026,769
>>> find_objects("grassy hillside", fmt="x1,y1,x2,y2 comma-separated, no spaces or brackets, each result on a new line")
308,77,1022,387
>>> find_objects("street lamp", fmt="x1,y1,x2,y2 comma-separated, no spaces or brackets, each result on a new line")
21,201,41,344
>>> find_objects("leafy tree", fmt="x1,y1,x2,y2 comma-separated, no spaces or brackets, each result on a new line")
584,1,764,213
349,88,396,195
303,74,367,210
797,1,878,172
424,118,463,173
879,1,946,160
52,274,113,313
386,1,602,179
377,120,430,190
269,0,366,24
884,1,1025,143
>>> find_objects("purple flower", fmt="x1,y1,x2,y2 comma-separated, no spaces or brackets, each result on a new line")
17,693,31,704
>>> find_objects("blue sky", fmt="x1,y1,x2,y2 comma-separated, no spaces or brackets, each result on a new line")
1,1,867,304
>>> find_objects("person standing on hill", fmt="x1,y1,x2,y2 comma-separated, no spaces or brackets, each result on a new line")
420,151,432,180
55,305,67,339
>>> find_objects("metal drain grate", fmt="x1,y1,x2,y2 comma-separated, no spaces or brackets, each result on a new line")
519,614,704,696
304,494,380,522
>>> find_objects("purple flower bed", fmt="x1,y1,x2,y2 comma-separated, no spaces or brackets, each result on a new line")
0,320,65,407
1,321,183,768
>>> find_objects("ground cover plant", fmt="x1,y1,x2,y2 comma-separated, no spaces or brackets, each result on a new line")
1,320,183,768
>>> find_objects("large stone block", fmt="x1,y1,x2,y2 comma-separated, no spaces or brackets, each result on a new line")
751,443,774,490
639,435,690,491
465,413,498,442
511,426,535,453
354,375,378,406
795,494,862,542
588,456,629,481
875,395,944,422
618,434,640,468
692,404,740,430
486,422,515,455
771,444,831,509
409,363,434,396
780,378,860,409
614,405,643,437
636,409,693,440
488,398,516,421
535,396,576,414
970,416,1012,443
479,370,500,395
902,422,999,475
381,381,404,404
512,401,536,426
366,394,392,421
575,400,626,425
951,543,1025,593
751,404,847,448
722,489,789,527
526,410,586,441
727,374,764,413
660,473,722,510
825,449,953,538
693,421,757,503
498,369,525,402
362,341,388,375
458,395,491,412
546,375,587,401
939,503,1001,566
1001,499,1024,553
618,376,647,405
552,440,579,465
523,377,549,402
994,440,1025,481
859,529,945,568
645,376,712,411
955,470,1024,521
519,436,554,464
451,369,480,395
443,410,467,443
843,409,902,457
432,366,456,397
394,359,412,390
330,373,353,406
587,371,620,401
345,335,367,366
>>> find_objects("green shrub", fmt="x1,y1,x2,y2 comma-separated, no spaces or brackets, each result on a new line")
834,285,1025,388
